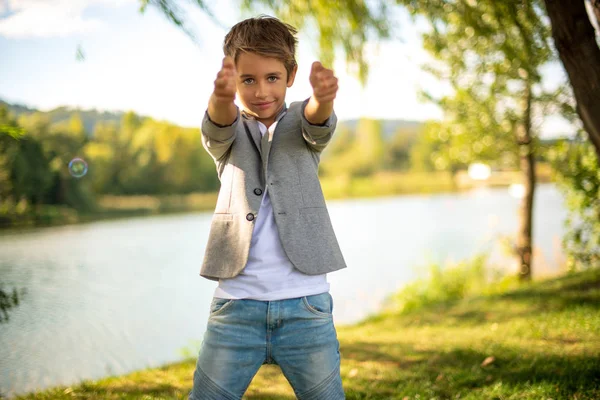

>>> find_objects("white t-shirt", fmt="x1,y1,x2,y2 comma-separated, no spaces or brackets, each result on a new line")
213,118,330,300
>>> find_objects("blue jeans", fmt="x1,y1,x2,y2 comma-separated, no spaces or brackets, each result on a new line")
189,292,345,400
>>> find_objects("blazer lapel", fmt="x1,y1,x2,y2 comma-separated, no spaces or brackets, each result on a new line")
242,119,262,158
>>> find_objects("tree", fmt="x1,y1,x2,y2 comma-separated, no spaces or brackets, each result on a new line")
146,0,594,279
145,0,600,162
550,137,600,270
543,0,600,162
141,0,390,84
403,0,558,279
353,118,385,176
0,107,53,215
383,127,420,171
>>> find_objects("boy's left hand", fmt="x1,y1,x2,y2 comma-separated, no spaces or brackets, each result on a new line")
309,62,338,104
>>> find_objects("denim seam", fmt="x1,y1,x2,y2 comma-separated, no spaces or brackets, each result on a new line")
194,365,240,400
266,302,273,364
238,362,264,397
296,365,344,400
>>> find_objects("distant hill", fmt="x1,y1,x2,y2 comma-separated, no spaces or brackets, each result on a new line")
0,99,124,136
0,100,37,115
1,98,424,140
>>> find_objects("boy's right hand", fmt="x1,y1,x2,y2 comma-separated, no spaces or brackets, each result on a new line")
212,56,237,104
208,56,238,126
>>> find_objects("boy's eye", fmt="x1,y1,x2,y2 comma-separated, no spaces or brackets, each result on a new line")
243,78,255,85
267,76,278,82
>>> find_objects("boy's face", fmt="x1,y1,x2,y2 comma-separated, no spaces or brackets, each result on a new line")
235,52,297,126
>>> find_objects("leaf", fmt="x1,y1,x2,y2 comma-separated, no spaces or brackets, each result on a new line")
481,356,495,367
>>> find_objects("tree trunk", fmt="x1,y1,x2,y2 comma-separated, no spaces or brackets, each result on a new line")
516,83,535,281
544,0,600,161
591,0,600,28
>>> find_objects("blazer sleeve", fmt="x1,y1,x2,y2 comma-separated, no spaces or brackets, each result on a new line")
200,108,240,162
299,98,338,153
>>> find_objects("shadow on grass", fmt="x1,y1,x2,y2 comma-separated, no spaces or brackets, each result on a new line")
14,384,189,400
78,382,188,398
340,340,600,399
363,269,600,329
498,269,600,306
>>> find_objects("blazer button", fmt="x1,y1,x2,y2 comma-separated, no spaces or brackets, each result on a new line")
246,213,255,221
254,188,263,196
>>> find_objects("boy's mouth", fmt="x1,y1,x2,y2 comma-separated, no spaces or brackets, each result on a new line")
253,101,274,110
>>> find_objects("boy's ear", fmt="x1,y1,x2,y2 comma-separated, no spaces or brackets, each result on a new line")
287,65,298,87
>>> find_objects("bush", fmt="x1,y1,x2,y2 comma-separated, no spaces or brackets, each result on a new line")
386,254,516,314
549,138,600,271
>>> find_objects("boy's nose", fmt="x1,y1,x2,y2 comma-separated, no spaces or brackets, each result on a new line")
255,83,268,99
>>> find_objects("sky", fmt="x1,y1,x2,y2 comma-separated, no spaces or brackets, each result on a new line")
0,0,573,136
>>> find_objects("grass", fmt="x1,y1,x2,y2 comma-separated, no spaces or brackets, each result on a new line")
12,268,600,400
319,165,553,200
0,193,219,229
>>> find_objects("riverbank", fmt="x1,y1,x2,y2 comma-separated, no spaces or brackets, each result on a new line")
0,167,553,230
13,268,599,399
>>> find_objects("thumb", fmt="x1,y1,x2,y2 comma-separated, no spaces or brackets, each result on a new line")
310,61,324,76
223,56,235,72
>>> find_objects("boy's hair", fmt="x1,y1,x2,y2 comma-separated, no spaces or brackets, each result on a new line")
223,15,298,78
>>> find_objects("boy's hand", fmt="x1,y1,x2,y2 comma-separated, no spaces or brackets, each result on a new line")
207,56,238,126
309,62,338,104
212,56,237,104
305,61,337,125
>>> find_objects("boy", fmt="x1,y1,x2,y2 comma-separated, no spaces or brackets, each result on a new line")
189,16,347,400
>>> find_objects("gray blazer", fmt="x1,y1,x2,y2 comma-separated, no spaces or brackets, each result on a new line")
199,100,347,280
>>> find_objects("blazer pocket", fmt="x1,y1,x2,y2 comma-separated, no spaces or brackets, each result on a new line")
214,163,236,214
212,213,234,221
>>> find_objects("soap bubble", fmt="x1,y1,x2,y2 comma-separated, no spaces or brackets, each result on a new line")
68,158,88,178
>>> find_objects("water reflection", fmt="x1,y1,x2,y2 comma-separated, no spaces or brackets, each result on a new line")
0,284,26,323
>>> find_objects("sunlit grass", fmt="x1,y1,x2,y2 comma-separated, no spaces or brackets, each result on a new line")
13,268,600,399
320,171,457,199
320,165,553,200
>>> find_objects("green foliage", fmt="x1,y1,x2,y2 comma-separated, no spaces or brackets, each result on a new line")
352,118,385,176
1,99,454,227
409,120,463,172
0,107,25,139
0,103,220,227
0,107,54,218
239,0,391,83
142,0,391,84
550,138,600,271
321,118,399,178
382,126,420,170
401,0,555,172
388,254,517,314
320,119,425,179
139,0,219,40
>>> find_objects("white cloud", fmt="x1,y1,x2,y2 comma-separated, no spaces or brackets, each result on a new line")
0,0,132,38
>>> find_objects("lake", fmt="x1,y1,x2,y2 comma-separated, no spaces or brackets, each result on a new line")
0,184,567,397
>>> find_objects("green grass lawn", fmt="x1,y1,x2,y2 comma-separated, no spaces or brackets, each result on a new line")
14,269,600,400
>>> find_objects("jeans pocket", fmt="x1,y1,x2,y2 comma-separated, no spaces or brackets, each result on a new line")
209,298,235,316
302,293,333,318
